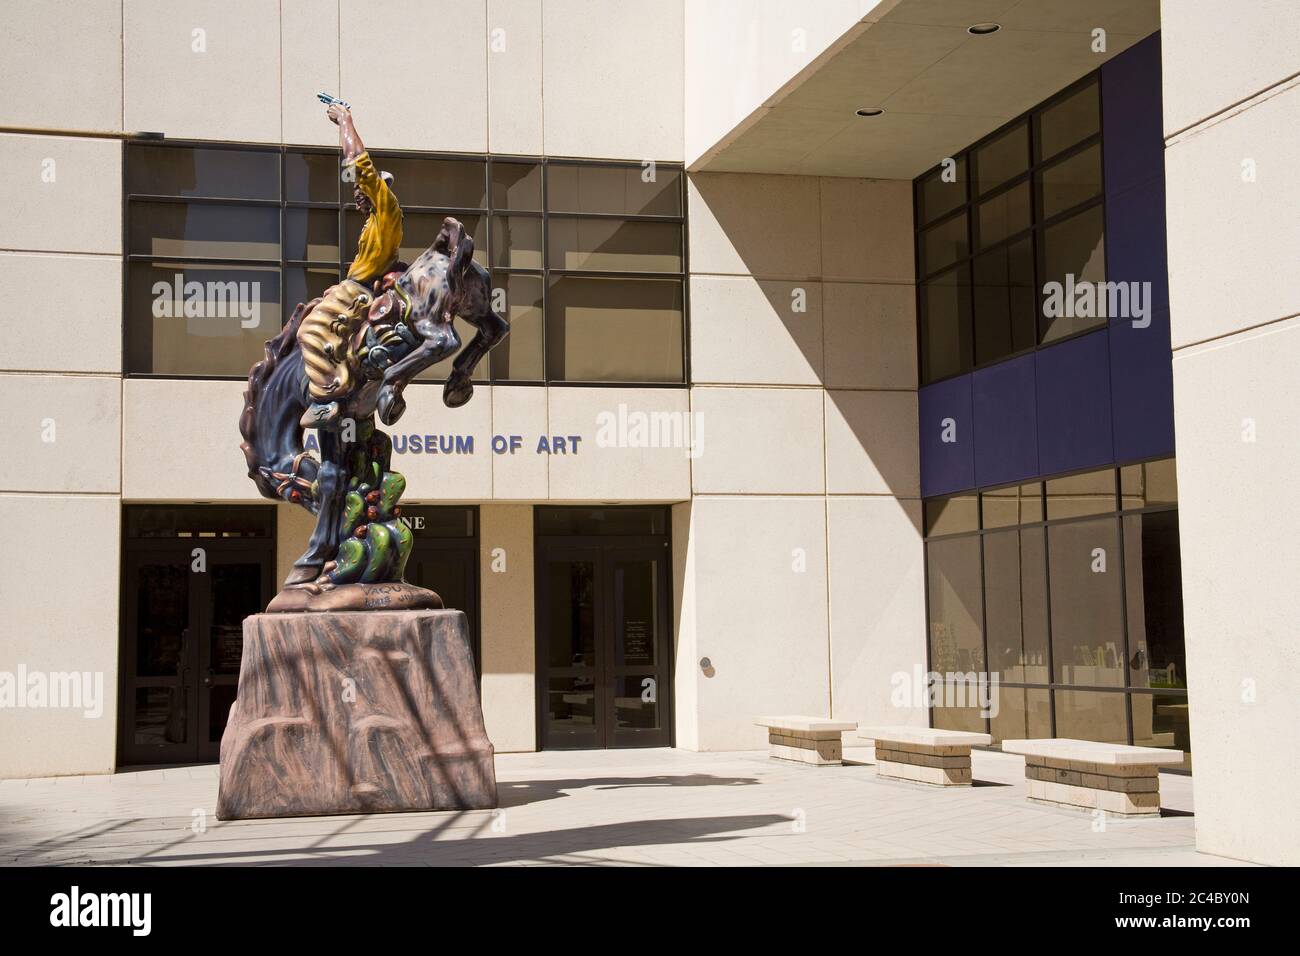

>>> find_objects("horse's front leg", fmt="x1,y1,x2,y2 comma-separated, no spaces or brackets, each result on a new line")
376,318,461,425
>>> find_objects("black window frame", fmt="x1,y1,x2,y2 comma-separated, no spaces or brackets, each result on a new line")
122,140,690,388
913,72,1108,386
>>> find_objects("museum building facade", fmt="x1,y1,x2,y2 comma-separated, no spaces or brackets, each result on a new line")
2,1,1296,866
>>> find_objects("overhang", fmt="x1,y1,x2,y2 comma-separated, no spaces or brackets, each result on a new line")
691,0,1160,179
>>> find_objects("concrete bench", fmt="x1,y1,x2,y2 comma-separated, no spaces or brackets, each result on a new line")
859,726,991,786
1002,738,1184,815
755,716,857,766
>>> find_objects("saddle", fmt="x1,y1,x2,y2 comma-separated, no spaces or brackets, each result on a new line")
297,269,412,400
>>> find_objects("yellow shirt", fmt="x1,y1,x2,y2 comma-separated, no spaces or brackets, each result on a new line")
346,151,403,282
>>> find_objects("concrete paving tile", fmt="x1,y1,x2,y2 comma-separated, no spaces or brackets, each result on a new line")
0,748,1222,867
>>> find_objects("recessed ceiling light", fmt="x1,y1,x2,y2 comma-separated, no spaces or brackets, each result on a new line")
855,107,885,117
968,22,1001,35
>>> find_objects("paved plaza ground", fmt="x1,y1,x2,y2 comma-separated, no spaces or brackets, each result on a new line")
0,747,1254,867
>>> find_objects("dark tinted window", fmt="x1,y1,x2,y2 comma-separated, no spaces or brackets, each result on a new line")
920,268,972,381
922,459,1186,756
127,145,279,200
547,164,682,216
126,148,687,383
913,75,1108,383
926,536,985,674
1036,79,1100,161
1048,517,1125,686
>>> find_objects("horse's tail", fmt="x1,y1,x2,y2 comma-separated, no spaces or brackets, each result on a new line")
239,300,320,507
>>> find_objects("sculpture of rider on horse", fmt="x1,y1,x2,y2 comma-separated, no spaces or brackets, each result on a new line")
238,97,509,611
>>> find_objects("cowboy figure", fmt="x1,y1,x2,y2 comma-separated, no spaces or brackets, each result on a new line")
296,101,403,428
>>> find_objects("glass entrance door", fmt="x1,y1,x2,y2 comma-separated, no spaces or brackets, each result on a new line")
119,507,275,766
606,548,669,748
537,535,672,749
198,553,270,761
541,549,602,748
122,549,197,765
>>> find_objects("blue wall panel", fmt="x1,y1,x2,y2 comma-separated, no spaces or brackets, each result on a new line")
1103,30,1175,463
1101,32,1164,197
915,32,1174,499
1110,308,1175,462
919,375,974,497
1104,174,1169,315
972,353,1038,488
1035,330,1115,476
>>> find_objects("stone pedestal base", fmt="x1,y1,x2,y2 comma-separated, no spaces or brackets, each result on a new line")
216,609,496,820
768,731,843,765
860,727,990,786
875,742,973,786
1025,758,1161,815
755,717,857,766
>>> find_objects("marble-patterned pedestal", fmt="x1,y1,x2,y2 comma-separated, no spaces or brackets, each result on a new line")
216,609,496,820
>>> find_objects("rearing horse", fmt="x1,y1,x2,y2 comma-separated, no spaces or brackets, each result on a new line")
239,214,507,595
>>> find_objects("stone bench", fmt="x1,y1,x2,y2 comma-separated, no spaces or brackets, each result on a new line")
755,716,857,766
859,726,991,786
1001,738,1184,815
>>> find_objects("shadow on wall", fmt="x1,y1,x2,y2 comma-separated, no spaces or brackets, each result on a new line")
688,171,921,503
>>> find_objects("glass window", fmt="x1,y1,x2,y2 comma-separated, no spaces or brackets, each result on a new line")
346,209,487,268
283,208,340,262
489,273,545,381
1036,79,1100,161
369,154,486,208
932,696,987,734
983,527,1049,683
491,214,543,269
547,218,682,273
1037,143,1103,219
981,482,1042,528
282,265,338,321
974,182,1030,248
1048,517,1125,687
1120,458,1178,509
127,145,279,200
973,122,1028,196
491,162,542,211
1123,510,1186,689
1038,204,1106,343
917,157,967,226
1132,691,1192,768
972,236,1036,365
920,267,972,382
990,687,1051,743
926,536,985,675
537,507,668,536
924,494,979,536
127,262,281,377
1046,467,1116,519
1054,690,1128,743
284,151,341,203
913,68,1113,384
129,202,280,260
546,276,683,382
127,148,687,383
547,164,682,217
919,212,967,276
